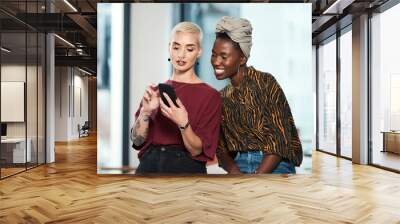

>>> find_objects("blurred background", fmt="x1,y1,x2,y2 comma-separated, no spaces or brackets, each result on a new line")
97,3,313,174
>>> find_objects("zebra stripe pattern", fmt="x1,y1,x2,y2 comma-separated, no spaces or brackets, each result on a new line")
217,66,303,166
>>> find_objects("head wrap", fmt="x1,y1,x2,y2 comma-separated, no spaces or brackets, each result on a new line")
215,16,253,58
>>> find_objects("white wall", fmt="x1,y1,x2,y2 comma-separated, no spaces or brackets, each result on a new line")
1,82,25,122
1,65,37,138
1,63,46,164
72,72,89,138
1,65,26,136
55,66,69,141
55,67,89,141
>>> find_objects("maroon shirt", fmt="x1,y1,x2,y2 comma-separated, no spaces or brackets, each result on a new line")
133,80,222,162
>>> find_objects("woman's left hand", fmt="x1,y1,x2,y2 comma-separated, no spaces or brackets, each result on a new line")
160,93,189,127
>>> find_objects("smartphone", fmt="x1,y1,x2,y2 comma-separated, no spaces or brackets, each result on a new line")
158,83,179,107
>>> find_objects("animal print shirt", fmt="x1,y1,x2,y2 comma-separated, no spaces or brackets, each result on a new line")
217,66,303,166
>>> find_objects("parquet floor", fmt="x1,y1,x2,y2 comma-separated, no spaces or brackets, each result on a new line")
0,167,25,178
0,134,400,223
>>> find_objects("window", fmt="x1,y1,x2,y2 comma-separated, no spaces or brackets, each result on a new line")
317,37,337,154
340,29,352,158
371,3,400,171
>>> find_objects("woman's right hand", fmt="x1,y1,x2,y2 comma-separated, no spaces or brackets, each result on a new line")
141,84,160,114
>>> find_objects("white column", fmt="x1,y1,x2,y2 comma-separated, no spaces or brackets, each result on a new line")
352,14,369,164
46,32,55,163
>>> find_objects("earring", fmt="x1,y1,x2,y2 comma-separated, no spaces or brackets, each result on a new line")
196,61,199,65
168,58,171,62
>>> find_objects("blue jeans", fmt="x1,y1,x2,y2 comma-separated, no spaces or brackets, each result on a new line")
234,151,296,174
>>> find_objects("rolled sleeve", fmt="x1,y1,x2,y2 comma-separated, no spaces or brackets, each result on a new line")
192,92,222,162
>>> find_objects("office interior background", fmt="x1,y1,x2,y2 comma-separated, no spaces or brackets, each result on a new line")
0,0,97,179
1,0,400,222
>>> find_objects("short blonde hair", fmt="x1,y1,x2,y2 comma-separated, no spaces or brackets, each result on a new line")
170,21,203,46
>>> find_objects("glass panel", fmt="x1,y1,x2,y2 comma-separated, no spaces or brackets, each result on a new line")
38,32,45,165
26,0,39,169
371,4,400,171
340,29,352,158
318,37,337,154
27,30,38,169
1,29,28,177
0,1,46,178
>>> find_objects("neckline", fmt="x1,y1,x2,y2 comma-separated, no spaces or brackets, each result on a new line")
168,79,205,85
231,67,251,90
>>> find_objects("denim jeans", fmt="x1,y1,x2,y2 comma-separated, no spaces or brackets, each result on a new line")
234,151,296,174
136,145,206,174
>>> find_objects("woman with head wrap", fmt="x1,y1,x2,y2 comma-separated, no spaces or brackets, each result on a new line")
212,16,303,174
131,22,221,174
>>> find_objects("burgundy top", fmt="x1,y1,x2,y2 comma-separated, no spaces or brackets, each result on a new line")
133,80,222,162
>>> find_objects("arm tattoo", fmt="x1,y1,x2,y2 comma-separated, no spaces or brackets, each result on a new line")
132,115,150,146
132,135,145,147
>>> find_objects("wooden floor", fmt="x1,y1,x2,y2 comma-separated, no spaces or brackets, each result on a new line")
1,163,44,178
372,150,400,171
1,135,400,223
0,167,26,178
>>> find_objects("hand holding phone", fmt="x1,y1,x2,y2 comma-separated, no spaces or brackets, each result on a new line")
158,83,179,107
158,83,189,128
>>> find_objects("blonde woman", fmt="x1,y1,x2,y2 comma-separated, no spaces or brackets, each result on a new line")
131,22,221,174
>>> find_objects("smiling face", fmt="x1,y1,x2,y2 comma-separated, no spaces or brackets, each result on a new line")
169,31,202,73
211,36,246,80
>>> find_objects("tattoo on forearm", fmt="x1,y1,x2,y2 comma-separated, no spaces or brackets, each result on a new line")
132,115,150,146
132,135,145,146
132,121,145,146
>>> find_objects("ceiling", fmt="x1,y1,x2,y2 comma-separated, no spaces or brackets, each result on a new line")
0,0,394,75
0,0,99,73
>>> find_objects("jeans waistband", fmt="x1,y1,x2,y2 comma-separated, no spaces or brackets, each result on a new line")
151,144,185,151
237,151,263,155
237,151,292,163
